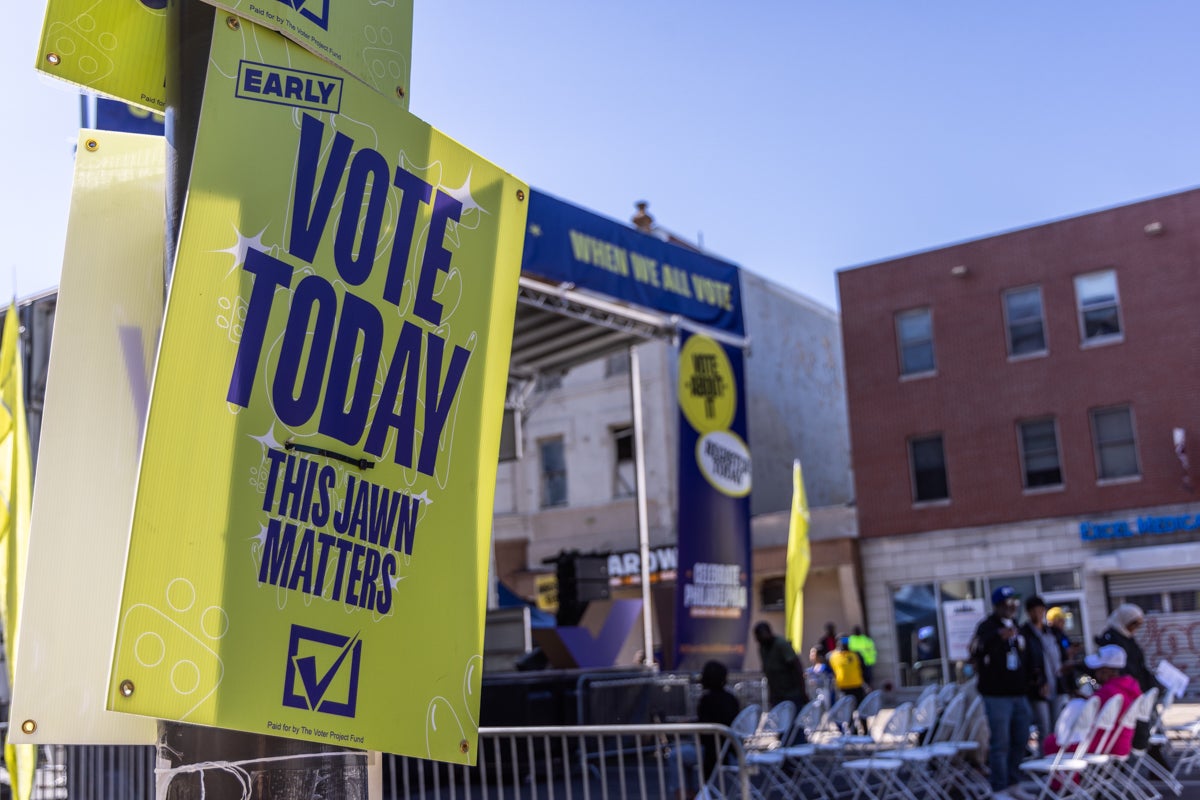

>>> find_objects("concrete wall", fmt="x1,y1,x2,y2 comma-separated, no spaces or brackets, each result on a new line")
741,271,854,514
860,514,1110,688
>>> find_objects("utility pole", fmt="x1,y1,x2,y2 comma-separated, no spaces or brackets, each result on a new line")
157,2,368,797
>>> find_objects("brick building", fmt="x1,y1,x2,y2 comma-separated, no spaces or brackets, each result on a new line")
838,188,1200,690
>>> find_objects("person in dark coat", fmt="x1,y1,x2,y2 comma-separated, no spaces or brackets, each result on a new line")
755,621,809,707
1020,596,1056,755
970,585,1034,795
665,660,741,798
1096,603,1163,753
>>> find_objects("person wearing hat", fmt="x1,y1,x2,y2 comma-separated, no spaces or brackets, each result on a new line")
1043,645,1141,757
969,585,1034,797
1045,607,1078,707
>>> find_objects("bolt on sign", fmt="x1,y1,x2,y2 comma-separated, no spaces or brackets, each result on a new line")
106,18,527,763
35,0,412,112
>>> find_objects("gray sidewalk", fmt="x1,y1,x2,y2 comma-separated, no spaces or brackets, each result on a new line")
1160,702,1200,799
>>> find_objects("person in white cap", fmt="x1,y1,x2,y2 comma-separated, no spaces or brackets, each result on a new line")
1042,644,1141,757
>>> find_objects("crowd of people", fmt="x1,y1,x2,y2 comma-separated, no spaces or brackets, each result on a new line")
671,597,1169,800
749,620,880,712
969,586,1167,800
745,596,1167,800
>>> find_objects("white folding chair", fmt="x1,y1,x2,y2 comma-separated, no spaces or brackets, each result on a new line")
840,702,920,800
1091,689,1167,800
1077,693,1138,800
914,683,939,707
744,698,797,790
854,690,885,736
780,698,834,800
1168,716,1200,778
1018,694,1108,800
947,705,993,800
935,681,959,710
925,693,978,792
818,694,859,743
732,704,764,740
835,690,885,753
872,693,953,800
759,700,797,741
1127,688,1183,798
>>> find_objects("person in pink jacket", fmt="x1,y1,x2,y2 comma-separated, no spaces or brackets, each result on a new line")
1044,644,1141,757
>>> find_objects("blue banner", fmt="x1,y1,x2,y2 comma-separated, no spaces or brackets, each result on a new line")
673,333,752,671
522,190,745,336
95,98,164,136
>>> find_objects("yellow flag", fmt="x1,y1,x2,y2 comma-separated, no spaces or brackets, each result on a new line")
0,305,36,800
784,459,811,654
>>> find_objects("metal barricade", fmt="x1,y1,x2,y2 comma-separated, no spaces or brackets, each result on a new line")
27,724,752,800
41,744,156,800
383,724,750,800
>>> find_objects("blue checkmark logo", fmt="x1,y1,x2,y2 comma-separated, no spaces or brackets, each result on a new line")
276,0,331,30
282,625,362,717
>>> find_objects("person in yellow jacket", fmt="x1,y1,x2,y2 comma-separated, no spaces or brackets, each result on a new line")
828,636,868,705
847,626,877,686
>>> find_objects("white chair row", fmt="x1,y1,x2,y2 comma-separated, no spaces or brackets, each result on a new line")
719,679,989,800
1016,687,1180,800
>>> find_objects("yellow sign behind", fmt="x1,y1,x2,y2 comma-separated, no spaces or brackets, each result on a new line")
36,0,167,111
9,131,163,746
205,0,412,105
107,19,526,763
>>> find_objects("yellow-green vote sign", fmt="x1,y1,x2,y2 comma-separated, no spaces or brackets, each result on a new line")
204,0,412,103
107,18,526,763
36,0,167,110
36,1,411,113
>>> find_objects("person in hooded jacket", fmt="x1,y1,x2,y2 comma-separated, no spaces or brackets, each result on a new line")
1096,603,1163,752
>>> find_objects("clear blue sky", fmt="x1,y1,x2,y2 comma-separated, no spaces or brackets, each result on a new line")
6,2,1200,310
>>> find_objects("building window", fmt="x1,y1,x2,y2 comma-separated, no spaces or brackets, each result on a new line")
891,583,938,687
1091,406,1139,480
539,437,567,507
1003,286,1047,357
1018,418,1062,488
896,308,935,376
760,577,786,611
1039,569,1080,593
535,371,563,392
612,425,636,498
1075,269,1123,344
1114,592,1164,614
909,434,949,502
1170,591,1200,613
604,351,630,377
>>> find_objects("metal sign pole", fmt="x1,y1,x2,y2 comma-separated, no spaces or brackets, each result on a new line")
157,2,369,797
629,345,655,667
